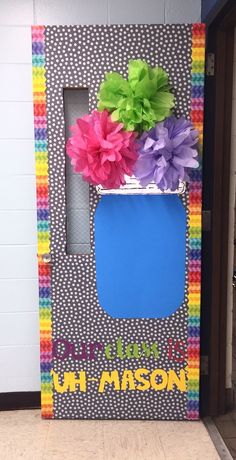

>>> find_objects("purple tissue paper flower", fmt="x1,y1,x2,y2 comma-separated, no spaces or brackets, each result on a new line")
134,116,199,191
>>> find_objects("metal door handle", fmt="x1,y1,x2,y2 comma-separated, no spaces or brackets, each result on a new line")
42,253,51,264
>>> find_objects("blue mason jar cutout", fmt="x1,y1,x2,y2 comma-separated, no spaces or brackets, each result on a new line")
95,194,186,319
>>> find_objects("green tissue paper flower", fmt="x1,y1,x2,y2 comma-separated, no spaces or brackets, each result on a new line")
97,59,175,132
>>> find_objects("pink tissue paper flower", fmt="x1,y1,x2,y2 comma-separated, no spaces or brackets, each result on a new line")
66,110,138,189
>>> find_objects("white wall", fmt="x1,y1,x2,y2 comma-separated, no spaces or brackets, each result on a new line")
0,0,201,393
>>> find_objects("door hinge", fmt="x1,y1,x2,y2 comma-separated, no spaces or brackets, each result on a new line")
206,53,215,76
201,355,209,376
202,210,211,231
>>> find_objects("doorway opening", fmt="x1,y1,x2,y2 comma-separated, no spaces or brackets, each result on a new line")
201,0,236,417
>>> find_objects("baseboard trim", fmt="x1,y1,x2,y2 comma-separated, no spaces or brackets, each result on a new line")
0,392,41,411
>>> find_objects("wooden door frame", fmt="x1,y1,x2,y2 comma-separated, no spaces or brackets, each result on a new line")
201,0,236,416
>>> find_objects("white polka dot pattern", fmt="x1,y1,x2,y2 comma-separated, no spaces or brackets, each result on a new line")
45,24,192,420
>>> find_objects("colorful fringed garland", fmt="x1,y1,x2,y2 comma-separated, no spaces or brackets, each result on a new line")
32,25,53,419
187,23,205,420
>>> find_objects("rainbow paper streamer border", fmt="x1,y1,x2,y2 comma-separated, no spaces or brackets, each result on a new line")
32,25,53,419
187,23,205,420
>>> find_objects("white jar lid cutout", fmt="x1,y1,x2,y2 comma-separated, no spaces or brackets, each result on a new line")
96,176,186,196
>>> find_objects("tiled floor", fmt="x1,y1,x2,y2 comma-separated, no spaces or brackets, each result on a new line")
0,409,220,460
214,410,236,459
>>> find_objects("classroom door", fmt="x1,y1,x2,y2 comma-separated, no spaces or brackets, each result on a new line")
32,24,205,419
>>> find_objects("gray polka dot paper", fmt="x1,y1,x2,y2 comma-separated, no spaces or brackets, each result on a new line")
44,24,194,420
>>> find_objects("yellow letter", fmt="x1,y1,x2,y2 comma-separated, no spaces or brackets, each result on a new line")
121,370,136,390
167,369,186,392
69,371,86,392
98,370,120,393
150,369,168,390
135,368,150,391
51,370,70,393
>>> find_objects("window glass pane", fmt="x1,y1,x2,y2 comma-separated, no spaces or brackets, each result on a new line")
64,89,90,255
